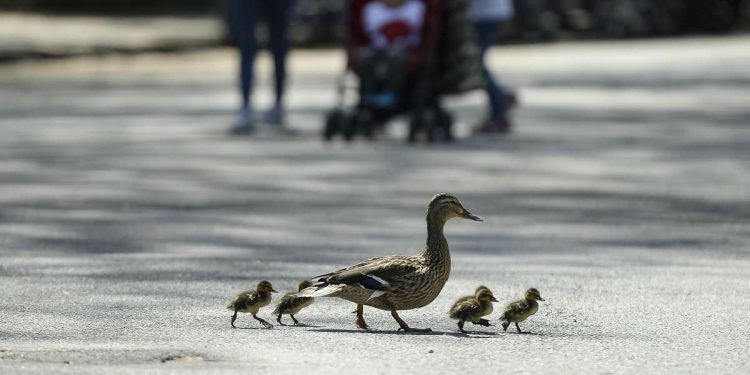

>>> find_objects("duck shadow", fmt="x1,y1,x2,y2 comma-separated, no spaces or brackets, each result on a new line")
276,323,324,328
232,326,274,330
308,328,497,338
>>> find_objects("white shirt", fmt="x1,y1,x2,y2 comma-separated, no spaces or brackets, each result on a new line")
468,0,515,21
363,0,426,49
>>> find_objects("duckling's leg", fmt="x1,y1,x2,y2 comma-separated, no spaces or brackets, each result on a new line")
290,314,300,326
391,310,432,333
501,320,510,331
515,322,522,333
276,313,286,326
355,304,369,330
253,313,273,329
231,307,239,328
472,319,493,327
457,320,466,333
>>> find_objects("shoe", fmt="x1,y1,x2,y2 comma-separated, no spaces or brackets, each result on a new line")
229,108,255,135
264,105,284,126
505,91,519,109
473,117,512,135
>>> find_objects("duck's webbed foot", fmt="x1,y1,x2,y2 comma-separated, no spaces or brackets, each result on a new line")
291,314,300,326
472,319,493,327
276,314,286,326
356,304,369,330
253,314,273,329
392,310,432,333
515,322,523,333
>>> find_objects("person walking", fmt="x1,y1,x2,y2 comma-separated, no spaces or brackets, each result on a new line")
228,0,293,134
469,0,517,134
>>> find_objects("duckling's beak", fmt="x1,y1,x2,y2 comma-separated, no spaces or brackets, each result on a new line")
459,208,482,221
538,297,545,301
271,288,278,293
491,296,499,302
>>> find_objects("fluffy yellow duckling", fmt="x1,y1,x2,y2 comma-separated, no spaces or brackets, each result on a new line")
501,288,544,333
449,287,499,333
227,280,277,329
273,281,315,326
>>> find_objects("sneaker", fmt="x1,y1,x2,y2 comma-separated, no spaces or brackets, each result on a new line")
473,117,512,135
505,91,519,109
264,105,284,126
229,108,255,135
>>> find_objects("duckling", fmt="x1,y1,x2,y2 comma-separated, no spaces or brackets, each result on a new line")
449,287,499,333
454,285,490,304
273,280,315,326
501,288,545,333
227,280,277,329
296,193,482,332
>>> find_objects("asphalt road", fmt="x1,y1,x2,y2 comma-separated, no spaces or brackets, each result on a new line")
1,37,749,374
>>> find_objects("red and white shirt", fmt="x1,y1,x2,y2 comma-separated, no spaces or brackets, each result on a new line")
363,0,426,49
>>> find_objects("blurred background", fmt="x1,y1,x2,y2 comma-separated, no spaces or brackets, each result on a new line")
1,0,749,60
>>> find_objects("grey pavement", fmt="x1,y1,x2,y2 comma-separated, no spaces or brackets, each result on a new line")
1,37,750,374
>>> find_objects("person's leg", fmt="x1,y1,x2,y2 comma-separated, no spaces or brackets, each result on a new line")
228,0,259,131
474,21,509,129
264,0,292,124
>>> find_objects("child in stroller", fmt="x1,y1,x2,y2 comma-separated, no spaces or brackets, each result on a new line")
324,0,454,143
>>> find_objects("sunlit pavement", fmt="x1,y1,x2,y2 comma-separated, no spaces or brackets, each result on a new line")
1,37,749,374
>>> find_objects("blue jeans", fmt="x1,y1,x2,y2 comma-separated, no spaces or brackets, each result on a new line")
474,21,507,120
229,0,292,109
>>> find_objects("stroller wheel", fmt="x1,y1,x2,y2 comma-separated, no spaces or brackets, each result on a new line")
408,111,427,144
323,110,345,141
343,115,357,142
363,122,376,141
437,111,454,142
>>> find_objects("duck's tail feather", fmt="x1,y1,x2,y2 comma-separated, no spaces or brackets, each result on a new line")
296,283,346,298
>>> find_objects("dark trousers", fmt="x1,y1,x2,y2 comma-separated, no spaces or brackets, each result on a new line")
229,0,292,108
474,20,507,120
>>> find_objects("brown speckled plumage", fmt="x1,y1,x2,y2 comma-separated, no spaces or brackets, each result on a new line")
273,281,315,325
501,288,544,333
297,193,482,331
449,287,498,333
227,280,277,328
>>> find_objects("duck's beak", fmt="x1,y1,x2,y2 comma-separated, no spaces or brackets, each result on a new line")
270,288,278,293
491,296,499,302
538,297,545,301
459,208,482,221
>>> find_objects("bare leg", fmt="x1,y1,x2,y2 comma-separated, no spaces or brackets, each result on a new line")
276,313,286,326
391,310,431,332
502,321,510,331
515,322,522,333
356,304,369,330
290,314,300,326
457,320,466,333
253,313,273,328
231,307,239,328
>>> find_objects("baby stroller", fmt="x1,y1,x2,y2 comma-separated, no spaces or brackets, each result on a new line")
323,0,480,143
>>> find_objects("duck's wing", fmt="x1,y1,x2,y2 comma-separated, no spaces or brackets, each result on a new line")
503,300,529,319
449,298,481,320
227,289,260,310
298,255,419,299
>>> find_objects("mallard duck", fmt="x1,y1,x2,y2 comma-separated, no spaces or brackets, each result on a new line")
501,288,544,333
296,193,482,332
273,281,315,326
449,287,498,333
227,280,277,329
